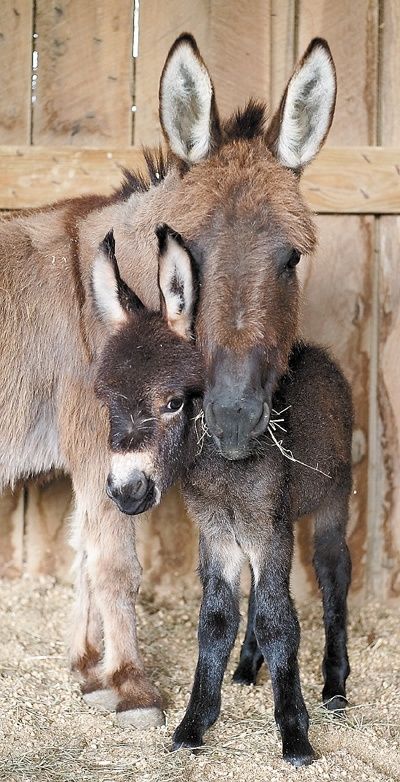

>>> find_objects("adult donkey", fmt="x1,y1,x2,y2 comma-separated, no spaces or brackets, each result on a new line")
0,33,336,727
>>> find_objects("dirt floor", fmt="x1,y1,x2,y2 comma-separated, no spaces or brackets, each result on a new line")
0,577,399,782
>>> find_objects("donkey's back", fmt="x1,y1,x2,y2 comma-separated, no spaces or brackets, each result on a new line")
0,206,86,488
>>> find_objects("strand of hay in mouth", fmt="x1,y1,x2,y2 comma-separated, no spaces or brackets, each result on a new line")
268,406,332,479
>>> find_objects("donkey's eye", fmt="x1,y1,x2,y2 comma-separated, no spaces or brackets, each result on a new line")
164,397,185,414
286,249,301,270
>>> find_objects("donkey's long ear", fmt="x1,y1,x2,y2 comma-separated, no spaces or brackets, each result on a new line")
91,230,144,329
159,33,221,164
266,38,336,171
156,224,197,340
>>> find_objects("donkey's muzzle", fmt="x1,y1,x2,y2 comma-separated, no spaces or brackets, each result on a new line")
205,399,270,460
106,470,156,516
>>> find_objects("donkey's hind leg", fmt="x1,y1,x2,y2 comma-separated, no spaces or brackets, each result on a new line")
232,570,264,685
313,480,352,711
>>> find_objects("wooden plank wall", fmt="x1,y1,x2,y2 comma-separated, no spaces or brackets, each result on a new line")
0,0,399,600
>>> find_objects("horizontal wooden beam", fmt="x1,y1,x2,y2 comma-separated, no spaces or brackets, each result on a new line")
0,146,399,214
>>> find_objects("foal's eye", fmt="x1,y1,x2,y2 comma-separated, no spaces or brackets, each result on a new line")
285,249,301,271
164,397,185,414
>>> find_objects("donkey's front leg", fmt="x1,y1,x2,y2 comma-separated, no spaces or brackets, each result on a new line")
173,530,243,750
84,499,164,728
250,524,315,767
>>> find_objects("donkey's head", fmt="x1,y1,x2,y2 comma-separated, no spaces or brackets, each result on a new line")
92,228,203,516
158,34,336,459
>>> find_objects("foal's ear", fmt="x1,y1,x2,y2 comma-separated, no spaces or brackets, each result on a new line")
159,33,221,165
156,223,197,340
91,230,144,329
266,38,336,172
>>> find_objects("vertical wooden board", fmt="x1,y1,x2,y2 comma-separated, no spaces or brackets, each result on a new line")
377,217,400,597
33,0,134,145
0,0,33,144
24,476,74,583
374,0,400,597
298,0,378,145
134,0,271,147
270,0,295,108
297,1,379,596
0,487,24,578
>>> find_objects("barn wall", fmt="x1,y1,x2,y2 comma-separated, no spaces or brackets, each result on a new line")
0,0,399,600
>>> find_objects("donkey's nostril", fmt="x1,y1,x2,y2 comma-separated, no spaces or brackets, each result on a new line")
251,402,270,437
205,401,223,438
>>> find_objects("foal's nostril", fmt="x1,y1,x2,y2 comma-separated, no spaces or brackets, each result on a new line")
131,473,148,499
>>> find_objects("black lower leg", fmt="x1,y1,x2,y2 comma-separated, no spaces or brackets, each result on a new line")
232,571,264,685
254,527,314,767
173,545,240,750
313,515,352,710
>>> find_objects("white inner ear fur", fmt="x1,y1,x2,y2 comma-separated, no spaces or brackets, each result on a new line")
159,238,194,340
277,44,336,169
160,42,213,164
92,250,127,327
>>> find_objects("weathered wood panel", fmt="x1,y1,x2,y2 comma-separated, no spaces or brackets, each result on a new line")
297,0,379,596
134,0,271,146
0,0,33,144
1,145,399,212
371,0,400,597
33,0,134,145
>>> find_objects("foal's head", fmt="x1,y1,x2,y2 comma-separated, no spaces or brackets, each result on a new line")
92,228,203,515
157,34,336,459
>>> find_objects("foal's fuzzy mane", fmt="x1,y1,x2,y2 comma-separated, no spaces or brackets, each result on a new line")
114,100,268,201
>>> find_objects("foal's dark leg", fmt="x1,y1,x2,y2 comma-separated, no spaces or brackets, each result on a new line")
173,532,242,750
313,484,352,711
232,570,264,685
251,524,315,767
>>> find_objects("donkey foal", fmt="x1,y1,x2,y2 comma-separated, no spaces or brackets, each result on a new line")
93,228,353,767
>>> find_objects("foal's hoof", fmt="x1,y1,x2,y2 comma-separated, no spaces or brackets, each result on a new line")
232,662,258,686
116,705,165,728
323,694,348,713
283,738,316,768
172,727,204,753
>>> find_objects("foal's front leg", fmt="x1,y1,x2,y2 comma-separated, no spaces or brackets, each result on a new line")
249,522,315,767
173,529,244,750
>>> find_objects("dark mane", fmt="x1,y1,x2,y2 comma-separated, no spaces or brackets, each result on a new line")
114,146,170,201
223,99,268,142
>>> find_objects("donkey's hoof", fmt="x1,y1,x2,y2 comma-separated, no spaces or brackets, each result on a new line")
83,688,119,712
116,706,165,729
323,694,348,713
